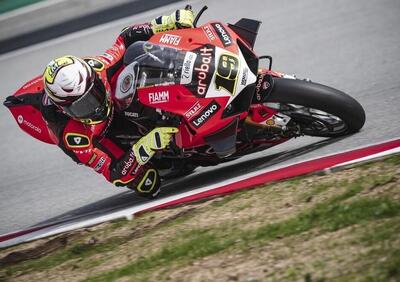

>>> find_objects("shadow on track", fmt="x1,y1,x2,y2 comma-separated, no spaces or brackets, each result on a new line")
33,137,345,228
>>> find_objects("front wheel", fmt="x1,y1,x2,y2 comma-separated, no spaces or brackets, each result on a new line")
265,78,366,137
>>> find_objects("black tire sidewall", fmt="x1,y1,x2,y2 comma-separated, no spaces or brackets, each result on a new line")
267,78,366,135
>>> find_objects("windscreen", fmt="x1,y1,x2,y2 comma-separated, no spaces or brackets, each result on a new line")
124,41,186,87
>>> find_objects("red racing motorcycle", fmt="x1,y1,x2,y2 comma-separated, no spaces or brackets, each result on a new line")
4,6,365,178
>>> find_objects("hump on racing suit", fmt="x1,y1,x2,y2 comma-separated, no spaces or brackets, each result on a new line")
4,76,56,145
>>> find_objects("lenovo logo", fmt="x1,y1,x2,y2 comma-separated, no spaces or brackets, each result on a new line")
212,23,232,46
191,101,221,128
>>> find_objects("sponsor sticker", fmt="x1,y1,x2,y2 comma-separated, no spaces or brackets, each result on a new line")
159,34,182,46
137,169,157,193
84,58,105,71
241,68,249,86
65,133,90,148
202,25,217,41
194,46,214,97
184,101,203,120
73,149,92,154
17,115,42,133
266,119,275,126
94,157,106,172
181,51,197,85
255,73,271,102
211,23,232,47
124,111,139,118
132,163,142,175
191,100,221,128
101,52,114,63
149,91,169,104
121,151,136,176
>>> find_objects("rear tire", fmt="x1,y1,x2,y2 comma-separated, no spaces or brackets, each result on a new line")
266,78,366,137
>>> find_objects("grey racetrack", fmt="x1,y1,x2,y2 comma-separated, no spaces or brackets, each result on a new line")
1,0,399,235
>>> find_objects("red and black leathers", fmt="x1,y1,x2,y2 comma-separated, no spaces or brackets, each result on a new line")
41,23,162,197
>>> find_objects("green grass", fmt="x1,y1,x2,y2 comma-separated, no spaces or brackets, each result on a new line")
210,190,247,207
0,0,44,14
297,180,342,203
381,155,400,165
337,248,400,282
87,174,400,281
2,210,198,277
359,218,400,244
85,231,236,282
3,236,127,276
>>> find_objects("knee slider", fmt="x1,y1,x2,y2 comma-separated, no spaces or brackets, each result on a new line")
129,168,161,198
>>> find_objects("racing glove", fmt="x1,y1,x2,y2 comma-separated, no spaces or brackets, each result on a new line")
132,127,179,165
151,8,194,33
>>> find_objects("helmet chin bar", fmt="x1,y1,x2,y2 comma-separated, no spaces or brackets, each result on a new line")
74,97,113,125
76,117,105,125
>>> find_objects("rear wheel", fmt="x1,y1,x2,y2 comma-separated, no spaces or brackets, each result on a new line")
266,78,366,137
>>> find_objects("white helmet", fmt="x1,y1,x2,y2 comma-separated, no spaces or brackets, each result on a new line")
43,55,111,124
43,56,93,103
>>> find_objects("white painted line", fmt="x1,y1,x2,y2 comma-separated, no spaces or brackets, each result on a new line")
332,147,400,168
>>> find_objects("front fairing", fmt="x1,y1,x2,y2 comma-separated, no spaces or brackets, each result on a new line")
120,23,258,153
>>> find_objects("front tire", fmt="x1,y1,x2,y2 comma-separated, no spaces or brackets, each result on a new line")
266,78,366,137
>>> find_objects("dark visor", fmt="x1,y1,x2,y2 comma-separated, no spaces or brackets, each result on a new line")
62,75,108,120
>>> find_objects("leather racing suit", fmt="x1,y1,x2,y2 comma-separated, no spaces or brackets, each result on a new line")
41,18,185,198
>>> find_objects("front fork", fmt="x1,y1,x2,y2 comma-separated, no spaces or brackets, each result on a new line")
246,69,291,130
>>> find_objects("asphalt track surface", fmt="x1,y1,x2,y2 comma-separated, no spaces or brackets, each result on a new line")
0,0,399,235
0,0,182,54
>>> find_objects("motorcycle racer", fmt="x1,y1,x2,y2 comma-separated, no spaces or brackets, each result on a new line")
41,8,194,198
